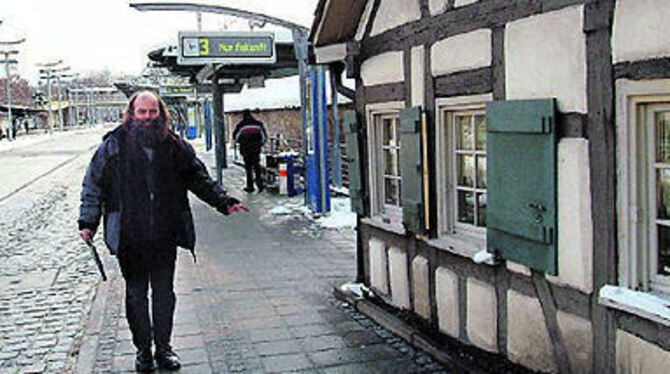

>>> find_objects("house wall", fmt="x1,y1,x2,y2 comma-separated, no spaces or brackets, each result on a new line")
610,0,670,372
346,0,670,372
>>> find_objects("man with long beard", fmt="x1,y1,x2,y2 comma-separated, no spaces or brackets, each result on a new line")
78,90,248,372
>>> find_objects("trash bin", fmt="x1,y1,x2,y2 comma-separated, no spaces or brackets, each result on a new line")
277,153,301,197
187,125,197,139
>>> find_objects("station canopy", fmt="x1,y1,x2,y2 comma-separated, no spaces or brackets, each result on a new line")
145,34,300,92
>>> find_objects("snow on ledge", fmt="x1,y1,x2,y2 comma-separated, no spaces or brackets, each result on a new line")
599,285,670,327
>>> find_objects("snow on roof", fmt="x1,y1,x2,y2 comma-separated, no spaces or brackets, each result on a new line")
225,74,353,112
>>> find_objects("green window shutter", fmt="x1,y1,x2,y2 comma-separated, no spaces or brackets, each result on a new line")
486,99,558,275
400,107,424,234
343,111,364,214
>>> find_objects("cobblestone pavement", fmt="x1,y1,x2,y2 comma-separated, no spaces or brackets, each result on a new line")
0,127,111,373
79,144,450,373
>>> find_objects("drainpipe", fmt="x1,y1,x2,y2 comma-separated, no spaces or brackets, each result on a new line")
328,63,355,100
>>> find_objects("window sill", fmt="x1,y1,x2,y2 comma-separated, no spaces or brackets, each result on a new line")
427,234,498,266
361,217,406,236
599,285,670,328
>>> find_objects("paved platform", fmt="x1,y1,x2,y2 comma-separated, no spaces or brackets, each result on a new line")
74,145,449,373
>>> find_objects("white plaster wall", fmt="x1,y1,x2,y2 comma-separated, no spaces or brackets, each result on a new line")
369,238,388,294
506,5,587,113
388,246,410,309
361,51,405,86
455,0,479,7
557,311,593,374
617,330,670,374
613,0,670,63
436,267,459,337
429,0,447,16
507,290,556,373
411,46,425,107
411,256,430,319
370,0,421,37
547,138,593,293
355,0,376,41
466,278,497,352
431,29,491,77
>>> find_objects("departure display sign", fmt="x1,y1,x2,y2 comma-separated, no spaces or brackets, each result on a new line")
160,86,195,97
178,31,276,65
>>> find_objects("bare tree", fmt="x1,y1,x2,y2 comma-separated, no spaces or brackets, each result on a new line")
0,74,33,106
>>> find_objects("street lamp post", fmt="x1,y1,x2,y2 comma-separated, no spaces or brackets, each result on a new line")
0,51,18,141
0,38,25,141
37,60,63,133
63,73,78,127
53,66,71,131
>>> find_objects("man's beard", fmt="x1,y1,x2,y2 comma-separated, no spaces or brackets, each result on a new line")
129,118,166,147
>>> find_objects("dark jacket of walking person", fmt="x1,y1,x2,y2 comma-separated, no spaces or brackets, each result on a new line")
78,91,248,372
232,109,267,193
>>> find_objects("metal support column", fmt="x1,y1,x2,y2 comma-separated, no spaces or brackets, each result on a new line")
5,58,13,141
330,68,342,188
56,75,64,131
293,28,309,204
212,70,224,184
87,90,92,126
316,66,330,213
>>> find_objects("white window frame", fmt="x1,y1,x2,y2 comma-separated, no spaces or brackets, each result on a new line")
617,79,670,294
432,94,492,259
365,102,405,231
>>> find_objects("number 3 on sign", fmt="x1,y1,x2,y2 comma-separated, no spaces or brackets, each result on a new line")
198,38,209,56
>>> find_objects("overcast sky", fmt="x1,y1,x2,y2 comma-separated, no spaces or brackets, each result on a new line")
0,0,318,85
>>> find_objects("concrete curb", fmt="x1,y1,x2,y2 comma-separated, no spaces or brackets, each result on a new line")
333,285,478,374
73,274,112,373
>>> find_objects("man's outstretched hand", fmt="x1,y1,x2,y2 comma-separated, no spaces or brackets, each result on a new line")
226,203,249,215
80,229,94,245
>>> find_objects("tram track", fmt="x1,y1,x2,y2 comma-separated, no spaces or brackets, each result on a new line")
0,145,97,204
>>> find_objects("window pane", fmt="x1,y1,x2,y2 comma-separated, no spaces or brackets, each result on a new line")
477,156,487,189
458,191,475,224
657,224,670,276
457,155,475,187
384,149,399,176
456,116,474,150
477,193,487,227
383,118,394,145
475,115,486,150
384,178,399,206
656,111,670,163
657,169,670,219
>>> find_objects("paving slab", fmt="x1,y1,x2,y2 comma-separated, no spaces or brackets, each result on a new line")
64,142,451,373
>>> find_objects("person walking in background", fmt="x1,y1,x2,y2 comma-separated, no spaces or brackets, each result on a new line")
232,109,267,193
78,90,248,372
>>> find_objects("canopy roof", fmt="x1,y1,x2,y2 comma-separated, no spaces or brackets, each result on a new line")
146,38,299,86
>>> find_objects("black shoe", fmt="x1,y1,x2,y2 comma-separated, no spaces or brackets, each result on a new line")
135,348,155,372
243,187,255,193
155,346,181,371
257,185,264,193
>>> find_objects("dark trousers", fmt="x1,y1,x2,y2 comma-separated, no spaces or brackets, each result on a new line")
243,154,262,190
119,249,176,351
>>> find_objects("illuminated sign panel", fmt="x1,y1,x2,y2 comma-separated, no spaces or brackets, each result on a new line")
160,86,196,97
178,31,276,65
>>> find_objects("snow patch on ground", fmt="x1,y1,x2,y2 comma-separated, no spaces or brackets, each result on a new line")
269,206,293,215
314,198,356,229
268,196,356,229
